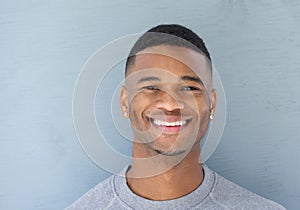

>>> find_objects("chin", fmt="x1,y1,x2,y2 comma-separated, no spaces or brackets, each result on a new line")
154,149,186,156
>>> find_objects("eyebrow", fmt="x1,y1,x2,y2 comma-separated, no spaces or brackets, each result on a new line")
181,76,204,86
137,75,204,86
137,76,160,84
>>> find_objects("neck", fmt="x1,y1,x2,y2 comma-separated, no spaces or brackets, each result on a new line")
126,143,204,200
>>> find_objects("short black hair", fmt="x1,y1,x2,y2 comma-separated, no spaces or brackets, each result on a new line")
125,24,212,75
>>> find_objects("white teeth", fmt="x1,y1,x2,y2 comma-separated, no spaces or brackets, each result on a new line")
153,119,187,126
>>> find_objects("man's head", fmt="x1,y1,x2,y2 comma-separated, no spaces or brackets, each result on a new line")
125,24,212,76
120,24,216,158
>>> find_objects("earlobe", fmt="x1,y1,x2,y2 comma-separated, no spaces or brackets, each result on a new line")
120,86,129,118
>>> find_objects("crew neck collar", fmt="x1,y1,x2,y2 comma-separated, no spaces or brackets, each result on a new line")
113,164,215,210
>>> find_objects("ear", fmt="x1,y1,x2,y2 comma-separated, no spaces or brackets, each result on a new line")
210,89,217,115
120,86,129,118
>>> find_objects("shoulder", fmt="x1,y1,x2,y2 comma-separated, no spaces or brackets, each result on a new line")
209,170,286,210
65,175,116,210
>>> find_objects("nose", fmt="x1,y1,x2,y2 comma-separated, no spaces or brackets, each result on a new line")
155,91,184,111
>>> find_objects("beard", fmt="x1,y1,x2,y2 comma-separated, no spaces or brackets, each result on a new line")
134,129,200,159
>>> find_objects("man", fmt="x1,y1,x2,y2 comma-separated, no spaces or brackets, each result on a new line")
67,24,285,209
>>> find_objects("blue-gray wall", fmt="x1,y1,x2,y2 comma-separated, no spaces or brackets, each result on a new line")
1,1,299,209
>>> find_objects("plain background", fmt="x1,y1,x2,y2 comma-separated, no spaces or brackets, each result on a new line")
1,0,299,209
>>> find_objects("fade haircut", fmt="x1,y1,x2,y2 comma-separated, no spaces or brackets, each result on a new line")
125,24,212,75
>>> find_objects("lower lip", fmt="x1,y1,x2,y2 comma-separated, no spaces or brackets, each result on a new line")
151,123,186,134
161,125,182,133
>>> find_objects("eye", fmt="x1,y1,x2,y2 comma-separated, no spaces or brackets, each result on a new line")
142,85,160,91
180,86,201,92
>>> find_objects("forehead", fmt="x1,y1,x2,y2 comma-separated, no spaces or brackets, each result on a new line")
126,45,212,87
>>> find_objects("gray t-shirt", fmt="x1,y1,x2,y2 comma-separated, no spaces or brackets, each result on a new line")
66,164,286,210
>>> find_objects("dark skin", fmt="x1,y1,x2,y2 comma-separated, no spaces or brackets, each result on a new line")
120,45,217,200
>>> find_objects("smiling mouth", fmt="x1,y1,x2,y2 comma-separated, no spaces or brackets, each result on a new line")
152,119,188,127
148,116,192,133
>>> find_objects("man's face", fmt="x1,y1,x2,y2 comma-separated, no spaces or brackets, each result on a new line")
120,45,216,157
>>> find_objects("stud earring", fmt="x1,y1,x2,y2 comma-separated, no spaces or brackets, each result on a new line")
209,113,214,120
124,111,128,117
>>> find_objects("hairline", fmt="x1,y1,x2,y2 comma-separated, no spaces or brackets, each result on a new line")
125,44,213,77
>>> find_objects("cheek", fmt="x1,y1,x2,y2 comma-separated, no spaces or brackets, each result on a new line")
128,93,154,125
186,95,210,115
129,91,156,110
197,100,211,132
189,97,210,131
197,103,210,122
